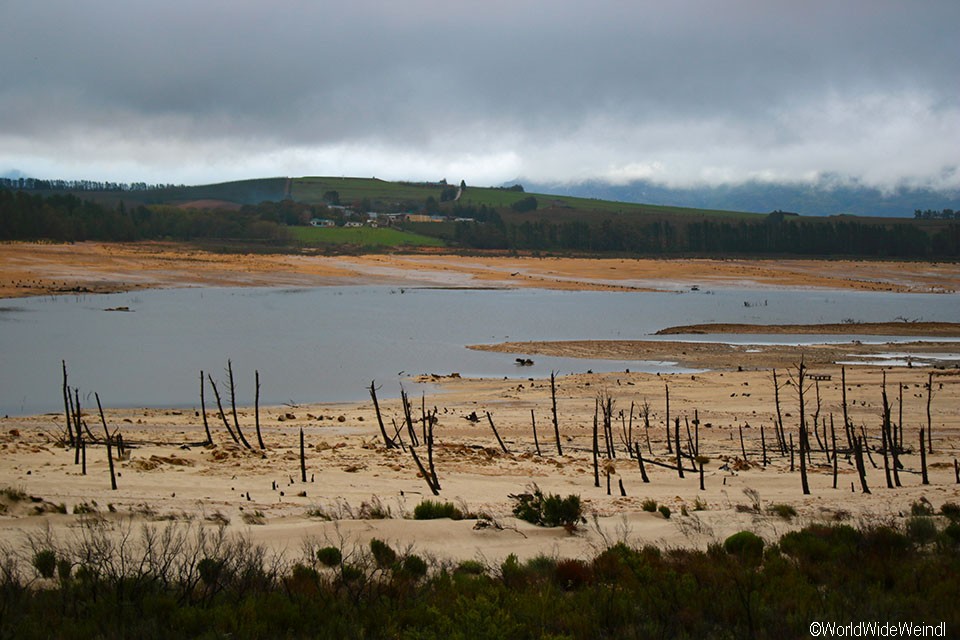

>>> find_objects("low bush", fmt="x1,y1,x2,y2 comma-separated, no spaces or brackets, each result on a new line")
658,505,671,519
511,484,585,528
641,498,658,512
723,531,764,563
413,500,463,520
316,546,342,567
369,538,397,568
31,550,57,579
907,516,938,545
767,503,798,520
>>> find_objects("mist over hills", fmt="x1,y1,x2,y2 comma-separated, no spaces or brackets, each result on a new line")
519,177,960,218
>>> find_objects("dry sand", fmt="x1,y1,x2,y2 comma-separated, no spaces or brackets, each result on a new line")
2,241,960,565
2,241,959,297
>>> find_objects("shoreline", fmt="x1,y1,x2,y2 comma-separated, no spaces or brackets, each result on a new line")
2,356,958,563
2,240,960,564
3,241,959,299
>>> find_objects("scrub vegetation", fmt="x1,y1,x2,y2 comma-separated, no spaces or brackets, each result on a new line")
1,518,958,638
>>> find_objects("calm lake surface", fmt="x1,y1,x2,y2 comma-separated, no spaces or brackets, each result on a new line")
1,285,958,416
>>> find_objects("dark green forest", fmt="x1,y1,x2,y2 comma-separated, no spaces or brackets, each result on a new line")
3,186,959,257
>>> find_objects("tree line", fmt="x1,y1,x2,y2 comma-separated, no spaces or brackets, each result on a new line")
4,185,959,257
449,209,960,257
0,177,184,192
914,208,957,220
0,188,288,243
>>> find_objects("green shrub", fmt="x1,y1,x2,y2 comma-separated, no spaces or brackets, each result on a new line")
454,560,486,576
316,546,342,567
511,485,585,528
57,558,72,582
768,503,798,520
413,500,463,520
399,554,428,580
554,559,593,590
940,502,960,520
1,486,28,502
723,531,764,562
781,525,863,564
32,550,57,579
941,522,960,546
658,505,671,519
370,538,397,568
907,517,938,546
910,499,934,516
197,557,224,585
641,498,658,512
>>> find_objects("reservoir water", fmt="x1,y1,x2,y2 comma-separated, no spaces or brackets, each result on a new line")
1,285,958,416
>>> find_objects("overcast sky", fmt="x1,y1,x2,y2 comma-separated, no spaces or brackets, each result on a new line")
2,1,958,189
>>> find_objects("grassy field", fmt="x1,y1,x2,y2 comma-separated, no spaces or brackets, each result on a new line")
291,177,444,207
288,225,445,248
291,176,762,221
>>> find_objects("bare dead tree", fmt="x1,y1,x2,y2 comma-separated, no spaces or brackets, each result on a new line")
854,436,871,494
641,399,653,455
550,371,562,456
812,379,824,452
920,428,929,485
95,392,117,491
897,382,904,453
400,388,419,447
69,387,81,465
61,360,74,448
200,370,213,446
881,383,894,490
739,425,748,461
592,398,600,488
635,443,650,483
788,359,811,495
675,417,684,479
831,416,838,489
761,425,768,467
665,382,673,454
485,412,509,454
207,374,240,445
80,435,86,475
618,478,627,497
299,427,307,483
772,369,786,454
841,367,854,452
882,372,901,487
530,409,541,456
426,408,439,491
226,360,252,449
408,445,439,496
860,425,878,469
254,370,265,450
369,381,396,449
926,372,934,454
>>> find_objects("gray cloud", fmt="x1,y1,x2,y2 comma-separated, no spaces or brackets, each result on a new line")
1,0,958,188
